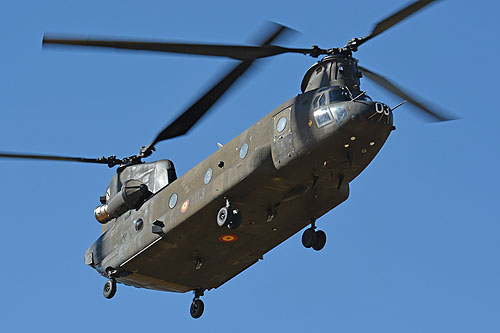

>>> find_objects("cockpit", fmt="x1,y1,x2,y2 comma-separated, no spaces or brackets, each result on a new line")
312,86,372,110
327,86,351,103
311,86,372,129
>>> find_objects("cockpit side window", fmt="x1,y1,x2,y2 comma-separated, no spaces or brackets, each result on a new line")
312,95,320,110
329,87,351,102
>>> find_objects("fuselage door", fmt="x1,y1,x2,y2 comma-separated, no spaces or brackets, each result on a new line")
271,106,296,169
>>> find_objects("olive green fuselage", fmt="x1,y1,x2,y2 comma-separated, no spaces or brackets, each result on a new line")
85,94,392,293
85,55,394,293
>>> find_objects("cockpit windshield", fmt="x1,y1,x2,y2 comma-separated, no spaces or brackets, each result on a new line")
312,86,370,110
329,87,351,102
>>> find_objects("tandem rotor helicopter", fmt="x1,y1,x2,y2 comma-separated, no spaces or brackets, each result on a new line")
1,0,453,319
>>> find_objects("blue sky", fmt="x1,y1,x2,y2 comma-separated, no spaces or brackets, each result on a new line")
1,0,499,332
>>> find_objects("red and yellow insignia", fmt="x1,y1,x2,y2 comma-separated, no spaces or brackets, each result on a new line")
180,199,189,213
218,234,238,243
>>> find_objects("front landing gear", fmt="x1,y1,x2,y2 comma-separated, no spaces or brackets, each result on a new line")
312,230,326,251
190,288,205,319
301,221,327,251
103,279,117,299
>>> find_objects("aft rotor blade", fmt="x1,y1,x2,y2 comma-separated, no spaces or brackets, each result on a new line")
356,0,439,47
358,65,453,122
0,152,119,165
144,24,290,152
43,36,312,61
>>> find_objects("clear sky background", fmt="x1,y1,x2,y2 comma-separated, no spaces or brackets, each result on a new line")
0,0,498,332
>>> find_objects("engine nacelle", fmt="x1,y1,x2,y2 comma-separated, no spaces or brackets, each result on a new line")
94,179,151,224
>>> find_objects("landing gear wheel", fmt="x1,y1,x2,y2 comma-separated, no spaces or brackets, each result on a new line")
103,279,116,299
190,299,204,319
302,228,317,248
217,207,231,227
312,230,327,251
228,209,242,230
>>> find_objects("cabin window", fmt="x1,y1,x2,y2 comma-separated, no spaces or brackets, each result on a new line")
276,116,287,133
313,107,334,128
168,193,178,209
239,143,249,159
204,168,213,184
329,87,351,102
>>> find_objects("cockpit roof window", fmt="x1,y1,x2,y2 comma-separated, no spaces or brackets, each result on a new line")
319,93,326,107
313,93,327,110
329,86,351,102
313,86,354,110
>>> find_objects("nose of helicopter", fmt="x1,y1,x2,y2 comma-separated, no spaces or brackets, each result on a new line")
324,100,394,129
310,100,394,144
345,101,393,125
331,100,394,155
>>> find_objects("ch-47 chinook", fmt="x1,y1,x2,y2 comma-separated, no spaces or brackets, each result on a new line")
0,0,453,319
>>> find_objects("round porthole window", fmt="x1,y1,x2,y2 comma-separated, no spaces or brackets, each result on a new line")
169,193,178,209
239,143,249,159
204,168,213,184
276,116,287,133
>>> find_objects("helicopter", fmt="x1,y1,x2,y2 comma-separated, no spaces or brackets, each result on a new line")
0,0,453,319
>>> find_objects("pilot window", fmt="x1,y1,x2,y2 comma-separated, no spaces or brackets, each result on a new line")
313,107,333,128
312,95,320,109
329,87,351,102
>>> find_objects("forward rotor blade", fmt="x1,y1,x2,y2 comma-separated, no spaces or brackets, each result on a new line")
144,24,290,152
358,65,453,122
43,36,311,61
0,152,117,165
356,0,439,47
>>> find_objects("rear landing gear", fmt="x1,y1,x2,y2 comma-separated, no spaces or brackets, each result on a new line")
103,278,117,299
217,198,242,230
190,299,204,319
190,288,205,319
301,221,327,251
